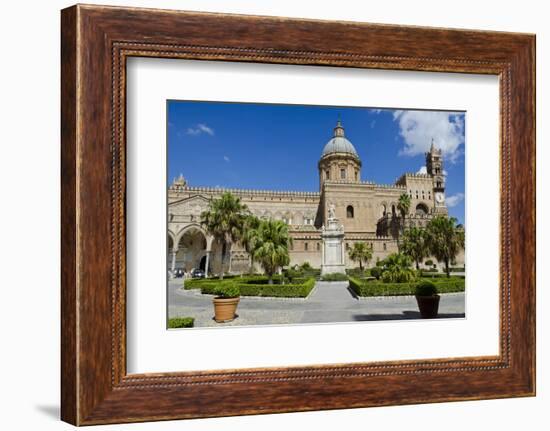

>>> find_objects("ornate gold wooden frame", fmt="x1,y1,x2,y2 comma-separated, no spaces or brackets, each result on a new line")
61,4,535,425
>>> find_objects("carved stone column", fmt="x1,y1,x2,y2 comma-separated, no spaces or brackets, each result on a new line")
170,248,178,278
205,250,211,278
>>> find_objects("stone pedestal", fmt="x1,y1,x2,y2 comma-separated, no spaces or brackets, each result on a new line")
321,218,346,275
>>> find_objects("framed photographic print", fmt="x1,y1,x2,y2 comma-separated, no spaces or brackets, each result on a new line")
61,4,535,425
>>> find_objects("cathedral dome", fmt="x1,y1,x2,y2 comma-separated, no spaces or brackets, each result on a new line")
321,120,358,157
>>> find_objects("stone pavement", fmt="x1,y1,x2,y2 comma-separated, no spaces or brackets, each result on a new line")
168,279,465,328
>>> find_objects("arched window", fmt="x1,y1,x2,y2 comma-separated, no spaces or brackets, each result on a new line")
316,242,320,251
326,170,330,180
392,205,396,216
304,242,309,251
340,168,346,179
381,204,387,217
383,243,387,251
416,203,429,216
346,205,354,218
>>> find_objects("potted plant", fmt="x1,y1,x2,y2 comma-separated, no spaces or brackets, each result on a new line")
212,282,240,323
415,280,440,319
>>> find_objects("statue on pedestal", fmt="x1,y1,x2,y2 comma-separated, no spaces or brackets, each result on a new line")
321,202,346,275
328,202,336,220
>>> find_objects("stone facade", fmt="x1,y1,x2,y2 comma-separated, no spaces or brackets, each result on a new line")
168,121,461,276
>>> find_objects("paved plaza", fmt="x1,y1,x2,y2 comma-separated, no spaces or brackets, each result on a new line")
168,279,465,328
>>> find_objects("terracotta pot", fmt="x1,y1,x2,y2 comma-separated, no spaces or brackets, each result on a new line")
213,297,240,323
415,294,440,319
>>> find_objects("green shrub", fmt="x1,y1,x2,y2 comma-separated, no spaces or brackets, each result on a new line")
346,268,370,278
370,267,382,280
284,268,303,282
300,261,313,271
349,276,464,297
194,275,315,298
168,317,195,328
450,267,465,272
423,267,439,273
424,259,434,266
209,282,240,298
380,253,416,283
415,280,438,296
238,278,315,298
184,278,220,290
321,273,349,281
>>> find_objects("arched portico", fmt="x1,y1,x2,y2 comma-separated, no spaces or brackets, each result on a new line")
171,224,214,277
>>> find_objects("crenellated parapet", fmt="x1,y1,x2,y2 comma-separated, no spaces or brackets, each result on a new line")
395,172,433,185
322,179,406,191
168,185,320,200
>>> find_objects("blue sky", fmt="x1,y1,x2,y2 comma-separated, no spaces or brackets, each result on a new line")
167,101,465,225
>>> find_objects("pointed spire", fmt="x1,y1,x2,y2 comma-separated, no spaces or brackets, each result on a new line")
430,137,435,152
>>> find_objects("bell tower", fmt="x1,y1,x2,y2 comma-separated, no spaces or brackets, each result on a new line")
425,139,447,214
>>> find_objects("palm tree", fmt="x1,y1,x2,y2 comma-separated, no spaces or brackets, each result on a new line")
401,227,428,270
424,215,465,277
380,253,416,283
396,193,411,250
200,192,248,279
348,242,373,272
241,214,261,274
252,219,291,284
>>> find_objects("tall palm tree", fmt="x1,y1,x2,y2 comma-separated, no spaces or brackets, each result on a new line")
401,227,428,270
424,215,465,277
200,192,248,279
241,214,261,274
348,242,373,272
396,193,411,250
252,219,291,284
397,193,411,230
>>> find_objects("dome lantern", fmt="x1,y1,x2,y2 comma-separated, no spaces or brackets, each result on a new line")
321,119,359,157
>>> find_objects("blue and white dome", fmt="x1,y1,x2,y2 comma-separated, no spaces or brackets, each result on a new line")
321,120,358,157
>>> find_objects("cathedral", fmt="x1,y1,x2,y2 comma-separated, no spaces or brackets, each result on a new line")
167,120,454,276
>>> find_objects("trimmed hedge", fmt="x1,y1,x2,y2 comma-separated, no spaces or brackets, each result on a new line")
239,278,315,298
168,317,195,328
346,268,371,277
349,277,465,297
421,271,466,279
198,277,316,298
321,273,349,281
184,278,219,290
450,267,466,272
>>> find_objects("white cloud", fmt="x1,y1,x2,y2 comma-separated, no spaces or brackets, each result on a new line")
417,166,427,174
186,123,215,136
370,120,376,129
446,193,464,207
370,108,382,114
393,111,464,162
223,155,230,162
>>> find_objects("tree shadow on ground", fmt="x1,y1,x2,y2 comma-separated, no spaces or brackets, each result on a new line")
352,311,465,321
